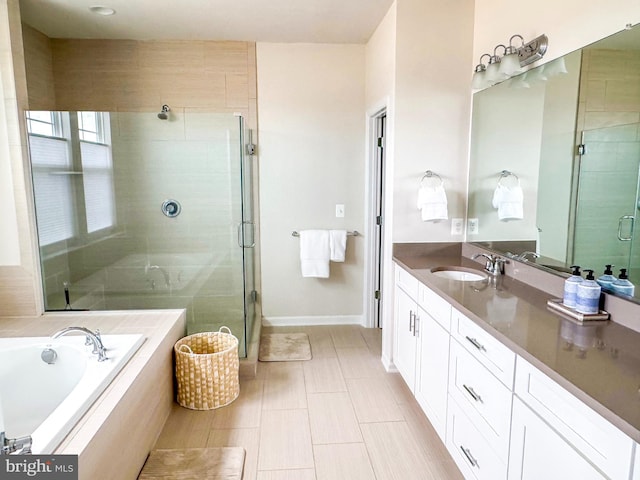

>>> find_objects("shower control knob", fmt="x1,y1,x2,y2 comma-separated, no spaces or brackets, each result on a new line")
161,199,181,218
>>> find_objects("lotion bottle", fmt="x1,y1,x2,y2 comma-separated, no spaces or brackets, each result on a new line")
612,268,635,297
576,269,601,314
563,266,582,308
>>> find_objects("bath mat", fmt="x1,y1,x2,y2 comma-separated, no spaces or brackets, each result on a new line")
259,333,312,361
138,447,245,479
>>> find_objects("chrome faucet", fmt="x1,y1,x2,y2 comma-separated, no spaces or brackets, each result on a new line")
145,264,171,288
472,253,508,276
1,431,32,455
51,326,108,362
516,251,540,262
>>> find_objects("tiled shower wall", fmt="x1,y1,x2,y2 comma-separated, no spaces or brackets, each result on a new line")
573,48,640,273
21,22,257,342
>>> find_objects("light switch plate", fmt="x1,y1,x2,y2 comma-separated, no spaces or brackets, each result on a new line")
335,204,345,218
468,218,479,235
451,218,463,235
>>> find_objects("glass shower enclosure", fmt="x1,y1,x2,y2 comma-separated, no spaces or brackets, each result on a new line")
572,122,640,286
27,110,256,356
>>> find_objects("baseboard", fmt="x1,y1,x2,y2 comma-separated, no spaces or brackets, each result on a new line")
262,315,364,327
381,353,397,373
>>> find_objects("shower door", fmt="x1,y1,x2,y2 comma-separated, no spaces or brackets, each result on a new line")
572,123,640,284
28,111,255,356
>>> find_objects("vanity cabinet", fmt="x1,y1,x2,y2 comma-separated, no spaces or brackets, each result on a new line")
509,397,608,480
414,284,451,441
394,267,420,391
512,356,634,480
392,263,637,480
393,266,452,439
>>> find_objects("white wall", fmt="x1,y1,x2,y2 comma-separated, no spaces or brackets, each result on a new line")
392,0,475,242
365,3,396,109
257,43,366,324
474,0,640,68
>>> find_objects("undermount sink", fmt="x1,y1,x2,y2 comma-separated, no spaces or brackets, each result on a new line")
430,266,488,282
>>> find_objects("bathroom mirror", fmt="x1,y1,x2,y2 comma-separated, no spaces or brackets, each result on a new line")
468,24,640,301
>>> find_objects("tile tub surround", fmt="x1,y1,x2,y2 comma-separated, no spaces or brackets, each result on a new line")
392,243,640,443
0,309,186,480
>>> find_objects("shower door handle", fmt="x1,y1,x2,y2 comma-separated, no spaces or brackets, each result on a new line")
237,222,256,248
618,215,635,241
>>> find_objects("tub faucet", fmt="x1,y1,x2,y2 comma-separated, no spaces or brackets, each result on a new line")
52,326,108,362
1,431,32,455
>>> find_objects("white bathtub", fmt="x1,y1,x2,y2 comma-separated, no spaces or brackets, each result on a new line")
0,333,145,454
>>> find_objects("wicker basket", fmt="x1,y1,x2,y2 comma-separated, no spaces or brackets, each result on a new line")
174,327,240,410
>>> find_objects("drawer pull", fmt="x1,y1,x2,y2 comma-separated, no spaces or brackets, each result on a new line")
463,384,483,403
460,445,479,468
465,336,487,352
409,311,415,332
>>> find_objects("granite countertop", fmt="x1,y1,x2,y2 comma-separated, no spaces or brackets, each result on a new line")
393,249,640,443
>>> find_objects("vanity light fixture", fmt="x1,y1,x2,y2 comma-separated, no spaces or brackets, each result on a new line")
471,54,491,90
485,45,509,83
472,33,549,90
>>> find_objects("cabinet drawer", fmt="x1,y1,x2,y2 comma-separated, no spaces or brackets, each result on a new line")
449,339,512,462
447,396,507,480
515,356,634,480
418,283,451,331
451,309,515,388
395,265,419,300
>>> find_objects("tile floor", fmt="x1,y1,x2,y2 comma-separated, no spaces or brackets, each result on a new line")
152,325,463,480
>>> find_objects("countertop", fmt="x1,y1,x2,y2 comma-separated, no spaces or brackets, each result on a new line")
393,250,640,443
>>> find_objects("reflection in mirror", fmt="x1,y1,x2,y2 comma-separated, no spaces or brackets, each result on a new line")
468,24,640,302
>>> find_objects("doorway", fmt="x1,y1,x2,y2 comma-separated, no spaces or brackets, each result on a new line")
370,109,386,329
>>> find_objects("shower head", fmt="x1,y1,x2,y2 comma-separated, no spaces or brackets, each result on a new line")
158,104,170,120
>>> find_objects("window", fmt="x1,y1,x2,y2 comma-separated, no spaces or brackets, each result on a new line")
27,111,117,248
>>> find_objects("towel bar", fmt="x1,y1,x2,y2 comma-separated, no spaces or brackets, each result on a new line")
292,230,359,237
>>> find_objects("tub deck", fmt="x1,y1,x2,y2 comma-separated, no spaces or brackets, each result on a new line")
0,309,185,480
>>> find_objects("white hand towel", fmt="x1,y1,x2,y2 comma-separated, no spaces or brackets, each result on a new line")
329,230,347,262
299,230,330,278
417,184,448,221
492,183,524,221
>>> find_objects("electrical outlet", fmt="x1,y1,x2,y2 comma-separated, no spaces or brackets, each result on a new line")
451,218,463,235
468,218,479,235
335,204,345,218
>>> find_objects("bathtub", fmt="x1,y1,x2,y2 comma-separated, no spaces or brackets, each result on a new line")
0,333,145,454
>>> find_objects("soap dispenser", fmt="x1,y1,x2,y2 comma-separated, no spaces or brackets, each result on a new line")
576,270,601,314
612,269,635,297
563,266,582,308
596,265,616,292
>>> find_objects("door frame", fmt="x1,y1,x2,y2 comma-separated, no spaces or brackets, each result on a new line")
363,98,394,331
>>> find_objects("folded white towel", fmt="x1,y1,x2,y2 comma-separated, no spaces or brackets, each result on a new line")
417,184,448,221
299,230,330,278
492,183,523,221
329,230,347,262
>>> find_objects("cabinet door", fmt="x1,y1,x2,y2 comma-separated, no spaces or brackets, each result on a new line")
508,397,607,480
634,445,640,480
394,286,417,392
415,307,449,441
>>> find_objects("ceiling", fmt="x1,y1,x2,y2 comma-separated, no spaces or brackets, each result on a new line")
19,0,394,44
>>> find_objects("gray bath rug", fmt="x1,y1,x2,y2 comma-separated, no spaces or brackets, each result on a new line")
259,333,312,361
138,447,245,479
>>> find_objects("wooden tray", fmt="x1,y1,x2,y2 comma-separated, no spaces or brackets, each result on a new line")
546,299,610,323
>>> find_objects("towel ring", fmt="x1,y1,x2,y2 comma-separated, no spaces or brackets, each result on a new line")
420,170,443,186
498,170,519,186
